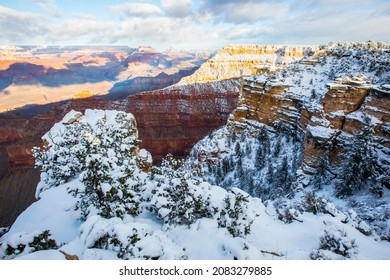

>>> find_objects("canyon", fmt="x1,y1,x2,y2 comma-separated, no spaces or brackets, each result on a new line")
1,42,389,228
192,41,389,202
0,46,209,111
0,44,307,226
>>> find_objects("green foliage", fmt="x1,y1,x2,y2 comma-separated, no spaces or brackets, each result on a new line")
336,123,381,197
1,230,58,259
218,193,253,237
85,217,187,260
29,230,58,252
149,155,215,225
34,111,142,220
149,155,258,237
310,228,358,259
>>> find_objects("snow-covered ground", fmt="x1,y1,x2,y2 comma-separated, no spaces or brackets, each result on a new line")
1,109,389,260
1,178,389,260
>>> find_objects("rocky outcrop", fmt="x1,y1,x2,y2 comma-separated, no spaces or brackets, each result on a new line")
226,42,390,179
231,80,299,130
177,44,308,86
105,69,197,100
233,74,389,175
322,75,371,115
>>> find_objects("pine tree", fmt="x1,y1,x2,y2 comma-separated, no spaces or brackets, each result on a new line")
222,157,230,176
35,110,142,220
245,142,252,156
236,156,244,180
312,151,330,189
257,126,270,153
266,163,274,186
273,136,282,157
276,156,289,189
247,175,254,196
336,123,381,197
235,142,241,156
231,130,237,143
254,145,265,169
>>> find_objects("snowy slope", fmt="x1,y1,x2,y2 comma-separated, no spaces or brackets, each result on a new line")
1,108,389,260
1,172,389,260
187,41,390,252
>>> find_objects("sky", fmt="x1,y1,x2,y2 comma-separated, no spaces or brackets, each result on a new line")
0,0,389,50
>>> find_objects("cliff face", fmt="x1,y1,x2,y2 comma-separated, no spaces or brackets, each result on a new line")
1,44,300,226
0,115,56,227
191,42,389,200
230,44,390,177
177,44,307,86
128,81,240,160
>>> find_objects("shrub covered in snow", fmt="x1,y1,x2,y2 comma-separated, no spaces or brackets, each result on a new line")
80,216,187,260
0,230,58,260
34,110,142,220
273,192,346,224
310,227,358,260
348,200,390,241
147,154,261,237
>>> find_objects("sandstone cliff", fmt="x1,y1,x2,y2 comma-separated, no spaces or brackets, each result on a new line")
191,41,389,198
177,44,308,86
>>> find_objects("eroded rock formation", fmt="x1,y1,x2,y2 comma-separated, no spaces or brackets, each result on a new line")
228,42,389,180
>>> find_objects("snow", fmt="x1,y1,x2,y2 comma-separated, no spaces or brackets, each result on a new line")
2,157,390,260
61,110,82,125
2,43,390,260
307,125,336,140
139,149,152,163
310,116,331,126
15,250,65,260
346,111,382,125
328,110,345,117
3,181,81,245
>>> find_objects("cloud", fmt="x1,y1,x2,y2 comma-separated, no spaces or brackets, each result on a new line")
162,0,193,18
29,0,61,17
108,15,228,49
0,5,48,43
225,2,289,23
200,0,290,23
0,1,388,49
255,0,390,44
111,2,163,18
45,17,117,44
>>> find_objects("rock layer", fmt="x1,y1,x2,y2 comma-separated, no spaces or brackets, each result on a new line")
228,42,390,179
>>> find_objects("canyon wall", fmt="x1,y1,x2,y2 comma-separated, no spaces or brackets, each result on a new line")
227,42,389,183
0,44,308,226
